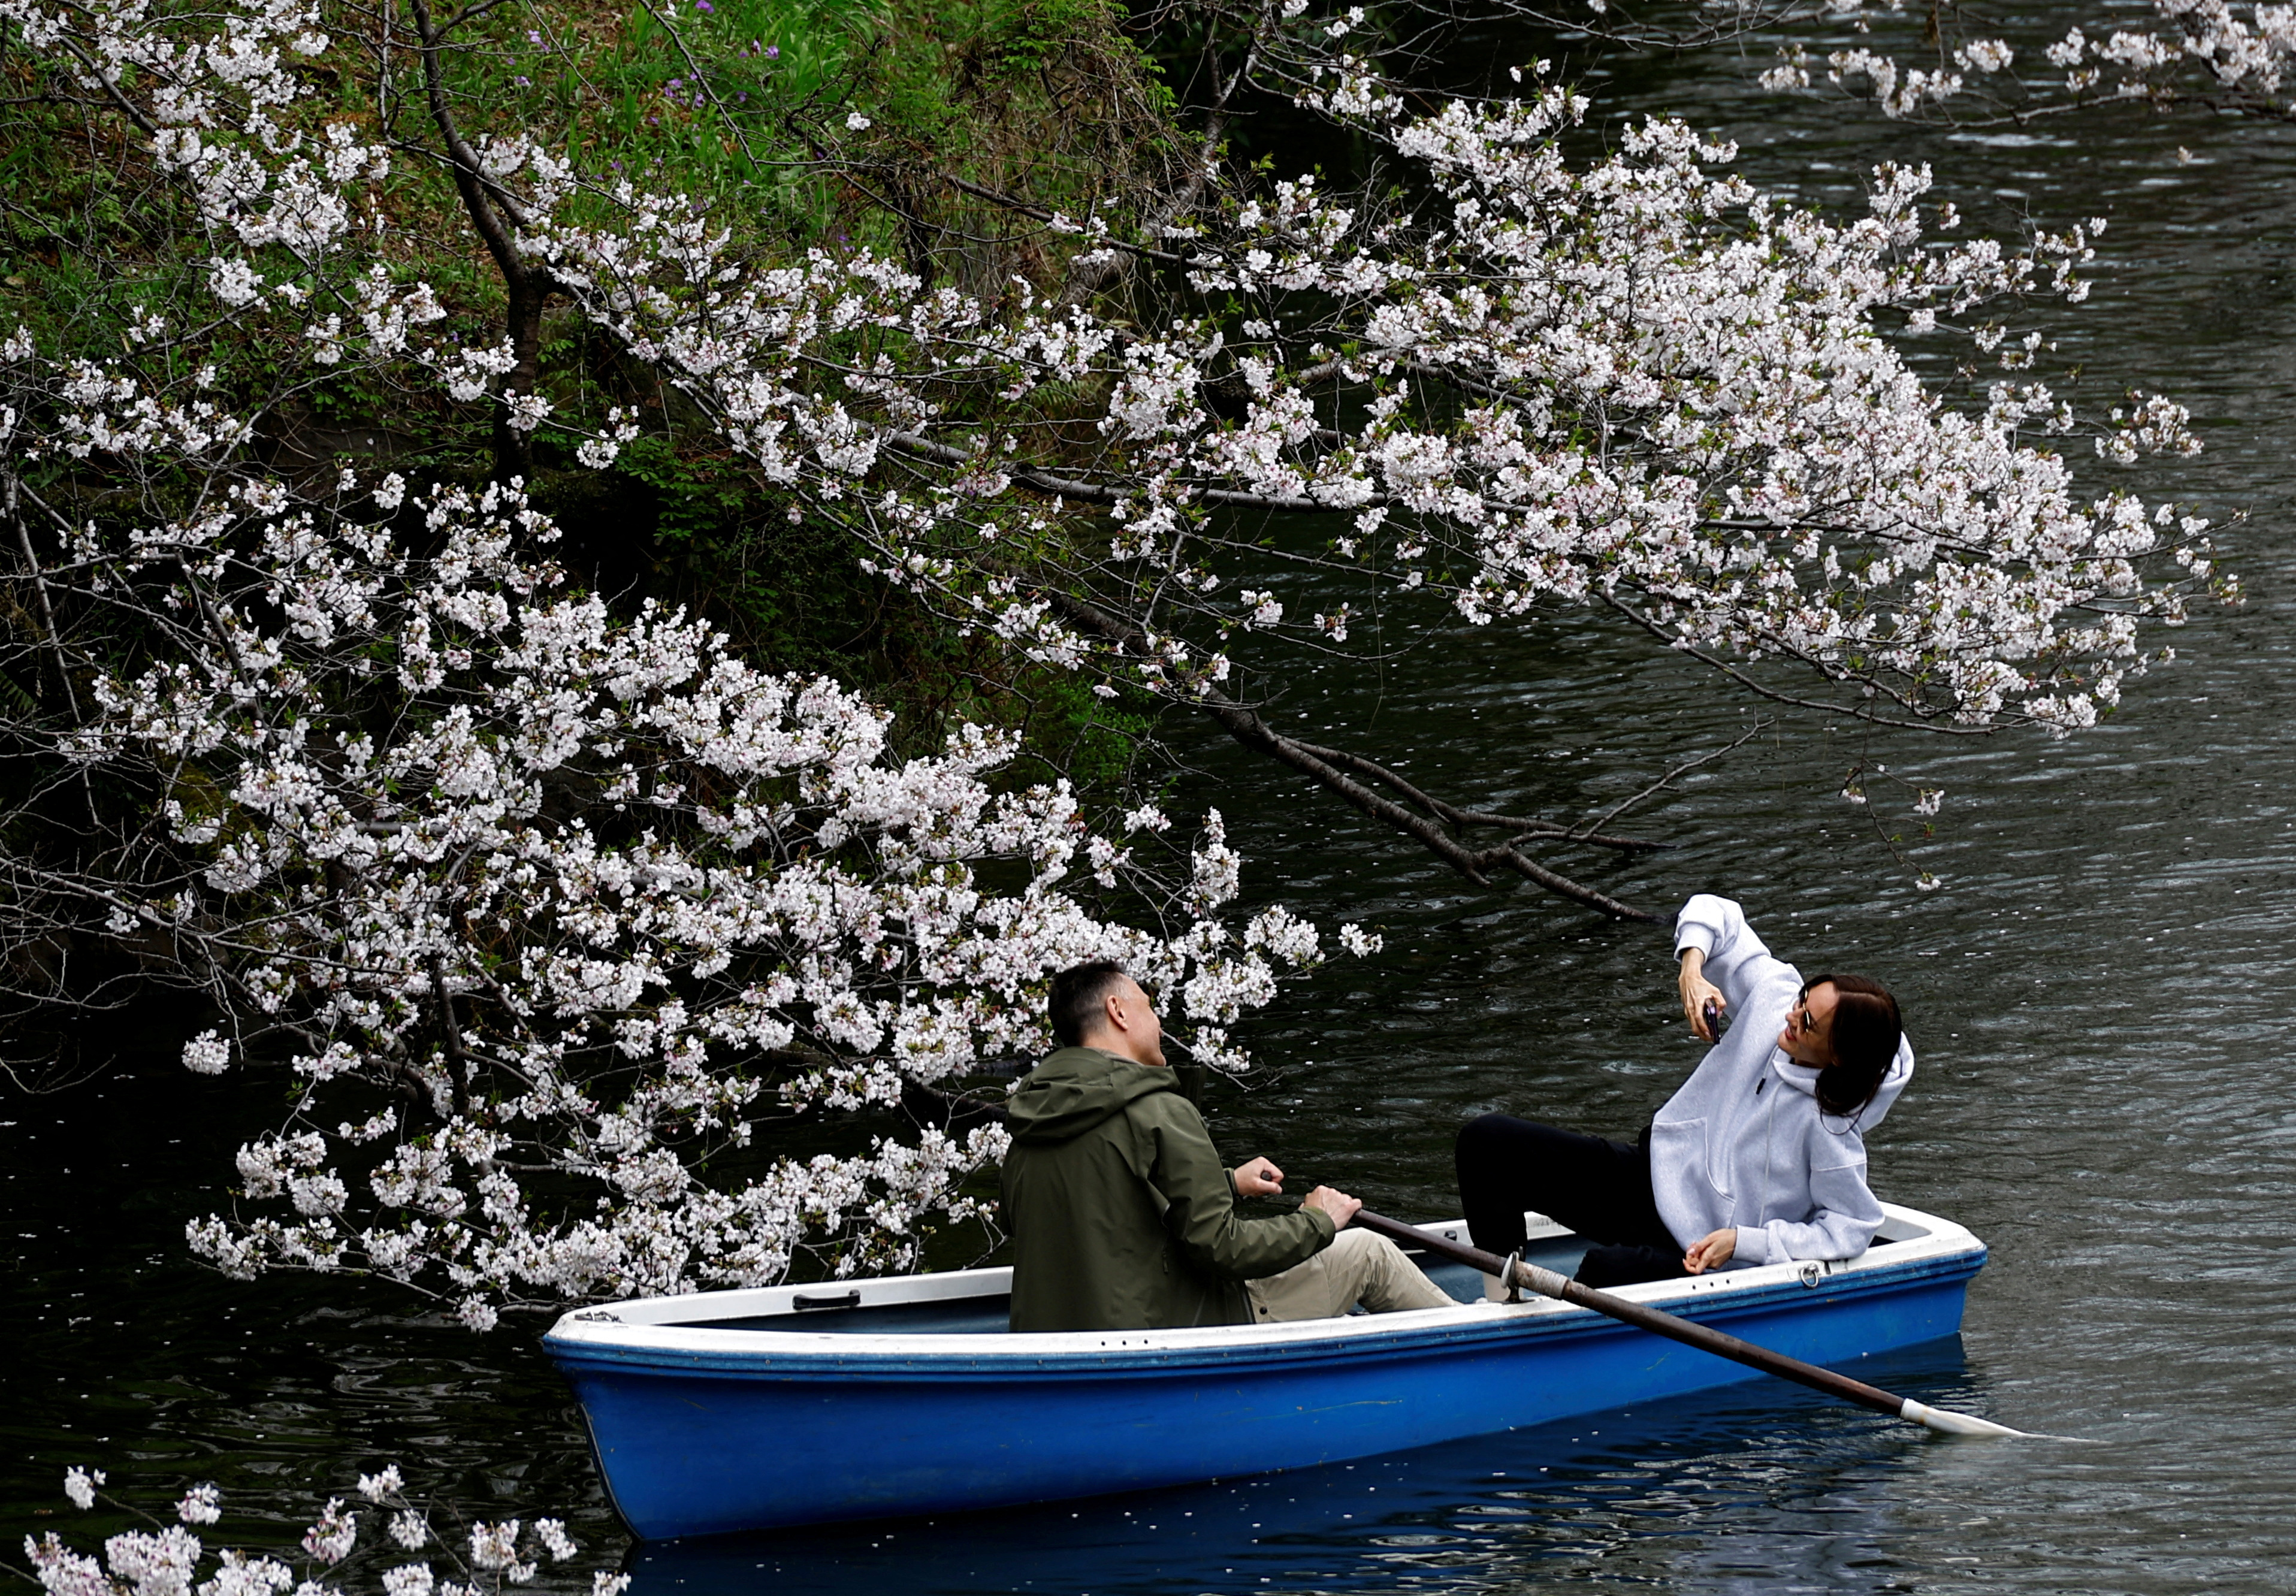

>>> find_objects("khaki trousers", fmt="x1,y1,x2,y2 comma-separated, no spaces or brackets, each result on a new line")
1244,1227,1460,1322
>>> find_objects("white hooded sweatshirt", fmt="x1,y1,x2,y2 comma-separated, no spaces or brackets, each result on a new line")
1654,894,1914,1268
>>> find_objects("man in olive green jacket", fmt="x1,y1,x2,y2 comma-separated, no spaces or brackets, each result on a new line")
1002,962,1458,1332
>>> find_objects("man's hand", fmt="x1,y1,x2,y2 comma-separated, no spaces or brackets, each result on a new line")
1302,1185,1361,1230
1683,1228,1736,1274
1678,947,1726,1042
1231,1157,1284,1198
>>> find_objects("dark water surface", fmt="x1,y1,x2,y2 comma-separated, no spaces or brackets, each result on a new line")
9,10,2296,1594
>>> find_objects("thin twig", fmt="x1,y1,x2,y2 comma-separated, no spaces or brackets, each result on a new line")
632,0,765,174
5,474,81,721
1573,718,1775,839
1597,592,1998,736
1288,737,1669,852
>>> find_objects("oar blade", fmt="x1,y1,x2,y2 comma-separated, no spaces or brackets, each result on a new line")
1898,1399,2027,1438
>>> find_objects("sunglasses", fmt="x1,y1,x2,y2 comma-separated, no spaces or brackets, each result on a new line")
1790,989,1823,1039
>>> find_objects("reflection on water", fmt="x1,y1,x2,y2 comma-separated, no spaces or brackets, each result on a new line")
623,1343,1984,1596
8,4,2296,1591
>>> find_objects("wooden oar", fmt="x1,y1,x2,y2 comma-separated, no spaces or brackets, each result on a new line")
1348,1206,2032,1438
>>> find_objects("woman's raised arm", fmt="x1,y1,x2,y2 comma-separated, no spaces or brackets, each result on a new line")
1672,894,1796,1042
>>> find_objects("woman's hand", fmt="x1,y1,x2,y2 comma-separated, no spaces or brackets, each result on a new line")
1683,1228,1736,1274
1231,1156,1284,1198
1678,948,1726,1042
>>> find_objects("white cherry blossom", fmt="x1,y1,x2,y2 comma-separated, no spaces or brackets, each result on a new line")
24,1467,603,1596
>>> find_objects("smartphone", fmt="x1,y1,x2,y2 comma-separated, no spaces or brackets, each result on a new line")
1703,998,1730,1039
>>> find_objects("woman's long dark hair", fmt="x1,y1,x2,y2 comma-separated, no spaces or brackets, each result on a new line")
1806,974,1902,1117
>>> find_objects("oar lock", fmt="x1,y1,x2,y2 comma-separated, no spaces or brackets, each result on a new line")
1499,1249,1525,1303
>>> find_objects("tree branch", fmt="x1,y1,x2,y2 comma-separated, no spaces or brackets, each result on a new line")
935,174,1190,265
1598,592,2001,736
403,0,549,480
1046,590,1660,921
1286,737,1669,852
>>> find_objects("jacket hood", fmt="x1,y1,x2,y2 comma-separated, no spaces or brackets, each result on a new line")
1768,1039,1914,1129
1007,1047,1178,1143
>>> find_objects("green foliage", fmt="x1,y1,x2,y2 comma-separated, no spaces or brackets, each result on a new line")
1018,673,1155,791
990,0,1109,75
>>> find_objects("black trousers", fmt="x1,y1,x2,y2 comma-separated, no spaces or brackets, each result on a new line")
1455,1113,1691,1289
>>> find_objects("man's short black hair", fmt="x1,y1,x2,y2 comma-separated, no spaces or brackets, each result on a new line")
1049,960,1131,1047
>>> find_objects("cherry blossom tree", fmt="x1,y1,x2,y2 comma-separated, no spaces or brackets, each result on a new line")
0,0,1359,1316
0,0,2229,1314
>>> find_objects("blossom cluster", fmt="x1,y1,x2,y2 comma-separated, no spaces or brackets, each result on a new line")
1760,0,2296,121
521,34,2222,738
44,468,1339,1313
22,1465,621,1596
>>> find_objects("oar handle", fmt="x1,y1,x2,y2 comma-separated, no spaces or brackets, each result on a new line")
1348,1206,1910,1419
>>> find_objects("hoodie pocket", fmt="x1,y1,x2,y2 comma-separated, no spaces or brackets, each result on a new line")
1650,1116,1730,1204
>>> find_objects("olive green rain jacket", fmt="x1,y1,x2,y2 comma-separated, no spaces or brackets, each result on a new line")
1001,1046,1336,1332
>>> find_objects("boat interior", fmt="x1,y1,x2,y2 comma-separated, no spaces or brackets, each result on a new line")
664,1211,1934,1337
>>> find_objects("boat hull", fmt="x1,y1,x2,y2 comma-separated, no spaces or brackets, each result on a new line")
545,1207,1984,1538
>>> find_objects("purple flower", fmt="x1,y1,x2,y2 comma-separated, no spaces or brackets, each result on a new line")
765,44,779,58
695,1,713,11
514,76,530,87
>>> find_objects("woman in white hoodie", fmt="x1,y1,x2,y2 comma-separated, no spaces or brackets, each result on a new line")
1455,894,1913,1289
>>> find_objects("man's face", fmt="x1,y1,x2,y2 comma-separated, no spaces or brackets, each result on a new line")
1103,977,1167,1069
1777,981,1839,1068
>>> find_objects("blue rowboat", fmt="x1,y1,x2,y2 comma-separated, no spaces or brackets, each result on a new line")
543,1202,1984,1538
